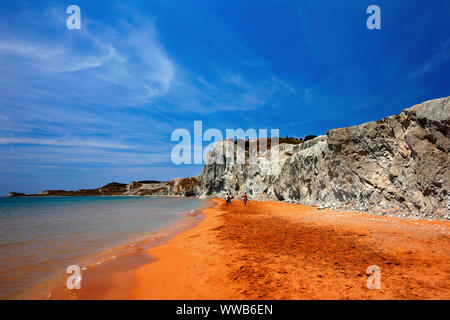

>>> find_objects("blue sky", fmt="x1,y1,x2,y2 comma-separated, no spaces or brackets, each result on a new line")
0,0,449,195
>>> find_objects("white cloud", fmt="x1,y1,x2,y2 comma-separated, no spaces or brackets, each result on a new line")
57,44,117,73
411,38,450,78
303,89,312,104
0,137,135,150
0,41,64,60
0,16,177,108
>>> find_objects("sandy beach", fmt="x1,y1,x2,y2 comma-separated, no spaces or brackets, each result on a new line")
48,198,449,300
127,199,449,300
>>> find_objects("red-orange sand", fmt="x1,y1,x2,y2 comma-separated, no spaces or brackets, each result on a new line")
130,199,449,300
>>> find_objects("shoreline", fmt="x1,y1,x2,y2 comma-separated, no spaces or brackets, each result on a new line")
18,199,212,300
131,199,239,299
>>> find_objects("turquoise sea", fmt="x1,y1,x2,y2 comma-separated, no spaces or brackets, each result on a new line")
0,196,205,299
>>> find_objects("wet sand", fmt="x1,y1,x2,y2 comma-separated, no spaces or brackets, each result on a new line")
49,208,206,300
131,199,449,300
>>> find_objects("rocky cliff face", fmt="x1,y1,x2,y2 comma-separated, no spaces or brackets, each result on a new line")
123,177,199,196
197,97,450,220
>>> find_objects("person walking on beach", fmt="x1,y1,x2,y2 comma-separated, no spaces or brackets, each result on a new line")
243,193,248,206
226,194,231,205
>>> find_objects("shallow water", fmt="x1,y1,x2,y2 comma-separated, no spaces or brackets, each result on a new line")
0,196,205,299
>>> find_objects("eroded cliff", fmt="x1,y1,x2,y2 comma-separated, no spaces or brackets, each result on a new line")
197,97,450,220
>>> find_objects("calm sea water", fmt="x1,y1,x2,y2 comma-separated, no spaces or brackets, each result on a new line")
0,196,205,299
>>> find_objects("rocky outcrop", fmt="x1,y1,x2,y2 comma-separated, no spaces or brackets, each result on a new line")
38,182,129,196
197,97,450,220
168,177,199,196
123,177,199,196
7,192,26,197
124,181,170,196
